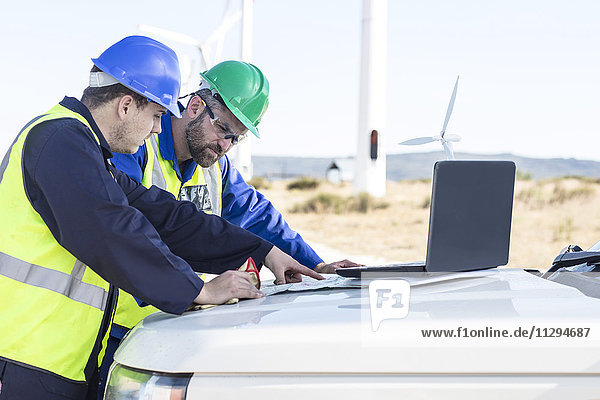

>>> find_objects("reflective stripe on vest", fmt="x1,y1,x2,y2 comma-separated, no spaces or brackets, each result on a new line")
0,104,112,382
113,133,221,330
0,254,107,310
143,134,223,215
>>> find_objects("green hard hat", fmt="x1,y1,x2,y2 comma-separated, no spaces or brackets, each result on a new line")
199,60,269,138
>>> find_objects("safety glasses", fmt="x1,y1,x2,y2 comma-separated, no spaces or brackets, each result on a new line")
203,102,248,146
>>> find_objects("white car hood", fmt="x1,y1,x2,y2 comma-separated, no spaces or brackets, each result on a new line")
114,270,600,375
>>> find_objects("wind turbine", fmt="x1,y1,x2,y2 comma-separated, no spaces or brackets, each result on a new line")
138,0,243,90
138,0,255,180
399,76,461,160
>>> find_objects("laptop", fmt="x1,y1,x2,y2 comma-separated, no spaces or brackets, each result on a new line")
336,160,516,277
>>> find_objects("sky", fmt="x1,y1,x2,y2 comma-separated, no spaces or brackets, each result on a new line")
2,0,600,161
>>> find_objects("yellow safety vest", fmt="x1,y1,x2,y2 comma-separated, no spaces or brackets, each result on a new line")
113,133,222,330
0,104,114,382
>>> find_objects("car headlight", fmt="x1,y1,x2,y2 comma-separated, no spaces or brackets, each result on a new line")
104,363,191,400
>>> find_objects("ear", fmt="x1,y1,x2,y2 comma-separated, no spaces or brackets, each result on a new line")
117,95,135,121
186,96,204,119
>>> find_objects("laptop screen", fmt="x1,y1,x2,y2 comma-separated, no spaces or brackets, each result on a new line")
425,160,516,272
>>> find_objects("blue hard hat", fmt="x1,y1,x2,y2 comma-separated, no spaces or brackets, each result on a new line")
92,36,182,118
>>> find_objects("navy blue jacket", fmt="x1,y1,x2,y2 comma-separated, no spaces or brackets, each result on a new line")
21,97,273,315
112,109,323,268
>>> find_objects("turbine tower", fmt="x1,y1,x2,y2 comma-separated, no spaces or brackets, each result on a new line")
354,0,388,198
227,0,254,180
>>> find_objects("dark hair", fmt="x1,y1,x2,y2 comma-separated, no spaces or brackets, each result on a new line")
187,88,226,111
81,66,149,110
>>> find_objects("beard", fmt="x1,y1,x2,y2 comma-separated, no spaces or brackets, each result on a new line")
185,116,226,167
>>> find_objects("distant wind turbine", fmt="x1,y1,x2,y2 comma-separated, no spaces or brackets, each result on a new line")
399,76,461,160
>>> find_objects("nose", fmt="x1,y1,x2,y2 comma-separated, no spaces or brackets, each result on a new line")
217,137,232,151
153,119,162,135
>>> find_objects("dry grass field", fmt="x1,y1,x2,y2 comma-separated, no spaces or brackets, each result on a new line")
254,176,600,271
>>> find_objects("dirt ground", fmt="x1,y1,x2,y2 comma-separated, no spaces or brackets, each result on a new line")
257,177,600,271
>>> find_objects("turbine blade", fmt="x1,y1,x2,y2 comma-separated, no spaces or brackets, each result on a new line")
138,24,202,47
442,140,455,160
444,134,461,142
399,137,437,145
203,10,242,46
441,75,459,135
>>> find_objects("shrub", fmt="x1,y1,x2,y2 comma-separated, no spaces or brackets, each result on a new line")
420,196,431,209
290,193,346,214
515,185,544,205
405,178,432,184
517,171,532,181
290,192,389,214
516,181,594,206
247,176,271,190
352,192,389,213
565,175,600,184
287,176,320,191
553,217,574,241
549,183,594,204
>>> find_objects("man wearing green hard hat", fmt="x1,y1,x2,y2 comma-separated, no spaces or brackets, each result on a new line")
0,36,326,399
104,60,361,391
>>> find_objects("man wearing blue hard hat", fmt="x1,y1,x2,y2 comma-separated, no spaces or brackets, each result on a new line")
102,59,364,394
0,36,322,400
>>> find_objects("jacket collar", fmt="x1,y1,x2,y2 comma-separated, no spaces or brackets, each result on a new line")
158,104,198,182
59,96,113,160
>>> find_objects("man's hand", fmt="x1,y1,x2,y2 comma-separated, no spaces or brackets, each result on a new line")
193,270,264,305
264,246,324,285
314,259,365,274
